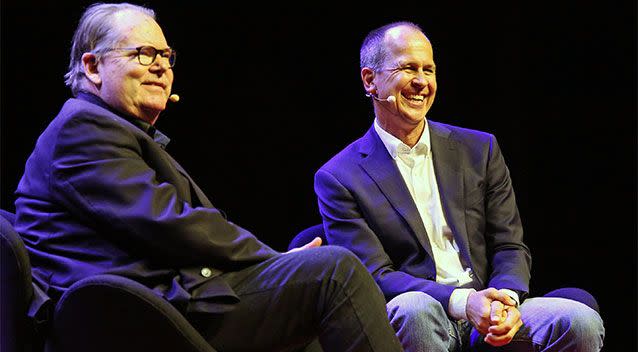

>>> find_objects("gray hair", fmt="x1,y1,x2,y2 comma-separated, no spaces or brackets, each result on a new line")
64,3,156,95
359,21,424,70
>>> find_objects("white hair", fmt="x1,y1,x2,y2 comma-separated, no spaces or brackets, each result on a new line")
64,3,156,95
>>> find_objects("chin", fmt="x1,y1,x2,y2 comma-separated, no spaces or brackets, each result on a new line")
144,98,167,112
403,110,426,123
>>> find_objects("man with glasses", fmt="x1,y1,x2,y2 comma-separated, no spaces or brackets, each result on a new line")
14,3,402,351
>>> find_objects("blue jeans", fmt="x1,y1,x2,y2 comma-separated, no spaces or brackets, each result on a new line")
386,291,604,352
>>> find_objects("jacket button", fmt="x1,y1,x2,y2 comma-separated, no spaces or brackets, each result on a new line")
200,267,212,278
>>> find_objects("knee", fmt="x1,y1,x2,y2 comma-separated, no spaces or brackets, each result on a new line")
549,299,605,348
565,303,604,344
303,245,370,281
309,245,363,269
386,291,447,326
297,245,358,266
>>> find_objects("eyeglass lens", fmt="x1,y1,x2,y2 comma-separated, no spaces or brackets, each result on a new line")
138,46,175,67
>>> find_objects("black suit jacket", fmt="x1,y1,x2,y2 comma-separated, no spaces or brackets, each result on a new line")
314,121,531,312
15,97,278,314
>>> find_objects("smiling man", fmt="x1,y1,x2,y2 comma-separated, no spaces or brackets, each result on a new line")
314,21,605,351
14,3,403,351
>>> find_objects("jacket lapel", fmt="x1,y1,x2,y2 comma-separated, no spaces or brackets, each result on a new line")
165,153,214,208
358,127,434,258
429,122,472,268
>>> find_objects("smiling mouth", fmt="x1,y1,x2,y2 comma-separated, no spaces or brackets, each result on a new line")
406,94,424,101
402,94,426,104
143,82,166,89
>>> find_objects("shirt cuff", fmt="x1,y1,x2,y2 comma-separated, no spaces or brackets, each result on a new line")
448,288,476,321
499,288,520,307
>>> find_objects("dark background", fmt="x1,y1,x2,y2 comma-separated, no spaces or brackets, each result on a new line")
1,1,635,350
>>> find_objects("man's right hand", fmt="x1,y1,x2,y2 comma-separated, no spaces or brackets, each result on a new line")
285,237,322,254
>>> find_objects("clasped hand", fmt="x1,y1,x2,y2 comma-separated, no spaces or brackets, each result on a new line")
466,288,523,347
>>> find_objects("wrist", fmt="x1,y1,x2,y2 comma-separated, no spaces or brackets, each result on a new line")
449,288,476,320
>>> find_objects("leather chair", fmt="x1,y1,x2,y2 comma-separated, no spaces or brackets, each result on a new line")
1,210,45,352
0,210,216,352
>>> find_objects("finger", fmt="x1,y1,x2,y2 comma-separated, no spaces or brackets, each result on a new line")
490,300,505,325
501,295,517,306
286,237,322,253
474,323,490,336
484,318,523,347
466,291,494,334
482,288,516,307
470,316,491,335
492,291,517,307
497,292,517,306
303,237,322,248
488,307,521,335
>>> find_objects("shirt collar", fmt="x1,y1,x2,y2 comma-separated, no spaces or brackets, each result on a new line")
374,118,430,159
76,91,170,149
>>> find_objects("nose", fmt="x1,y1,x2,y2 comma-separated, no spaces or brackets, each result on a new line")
413,69,428,86
411,72,429,90
152,55,172,71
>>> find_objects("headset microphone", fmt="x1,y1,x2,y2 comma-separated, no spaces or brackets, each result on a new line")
365,93,396,103
168,94,180,103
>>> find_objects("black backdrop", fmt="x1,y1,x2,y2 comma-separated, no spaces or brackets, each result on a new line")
1,1,635,350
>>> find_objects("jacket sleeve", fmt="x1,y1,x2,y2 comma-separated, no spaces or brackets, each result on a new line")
50,112,278,269
315,168,456,311
483,135,531,298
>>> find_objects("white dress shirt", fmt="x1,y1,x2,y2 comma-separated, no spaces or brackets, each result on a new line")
374,119,477,319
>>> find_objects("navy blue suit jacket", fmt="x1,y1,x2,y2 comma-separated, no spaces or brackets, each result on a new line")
15,98,278,314
314,121,531,312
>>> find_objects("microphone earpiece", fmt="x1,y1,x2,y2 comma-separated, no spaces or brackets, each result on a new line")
168,94,180,103
366,93,396,103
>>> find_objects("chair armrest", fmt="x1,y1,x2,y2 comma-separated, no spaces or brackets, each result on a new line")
49,274,216,352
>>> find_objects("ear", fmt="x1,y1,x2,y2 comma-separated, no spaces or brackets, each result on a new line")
81,53,102,86
361,67,376,95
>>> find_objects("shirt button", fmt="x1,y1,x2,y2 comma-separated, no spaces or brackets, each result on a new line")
200,267,212,278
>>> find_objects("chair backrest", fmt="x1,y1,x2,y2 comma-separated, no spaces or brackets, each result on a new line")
0,211,35,352
288,224,326,251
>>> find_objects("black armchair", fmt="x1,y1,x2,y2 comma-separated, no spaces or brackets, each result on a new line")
0,210,216,352
1,210,45,352
50,274,215,352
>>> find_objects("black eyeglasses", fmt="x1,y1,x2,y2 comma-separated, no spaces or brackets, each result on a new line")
105,46,176,67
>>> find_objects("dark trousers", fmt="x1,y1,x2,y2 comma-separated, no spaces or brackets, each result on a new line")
188,246,402,352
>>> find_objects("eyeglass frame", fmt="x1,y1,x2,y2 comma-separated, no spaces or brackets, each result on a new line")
101,45,176,67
